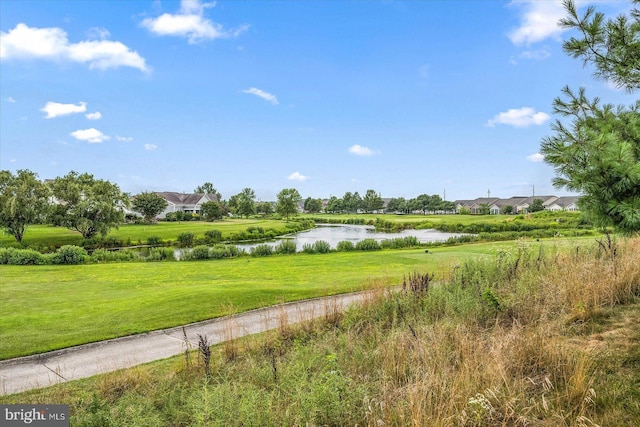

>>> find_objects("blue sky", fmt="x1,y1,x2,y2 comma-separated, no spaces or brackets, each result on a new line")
0,0,635,201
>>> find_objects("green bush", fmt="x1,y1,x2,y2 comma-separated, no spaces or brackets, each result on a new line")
209,244,240,259
51,245,89,264
250,244,273,257
147,235,163,245
313,240,332,253
189,245,211,260
336,241,355,252
275,240,297,254
91,248,139,263
146,247,175,261
177,232,195,248
2,248,48,265
380,236,419,249
0,248,14,264
302,243,316,254
204,229,223,244
355,238,381,251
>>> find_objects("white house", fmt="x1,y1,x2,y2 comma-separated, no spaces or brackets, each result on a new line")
155,192,218,219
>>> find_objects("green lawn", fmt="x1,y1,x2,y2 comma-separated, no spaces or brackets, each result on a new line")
303,213,513,224
0,242,506,360
0,219,298,248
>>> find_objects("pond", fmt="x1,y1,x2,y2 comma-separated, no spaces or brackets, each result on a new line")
235,224,467,252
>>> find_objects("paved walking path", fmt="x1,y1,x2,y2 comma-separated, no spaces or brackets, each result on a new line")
0,291,373,396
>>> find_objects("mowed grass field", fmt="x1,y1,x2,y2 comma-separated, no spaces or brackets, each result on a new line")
0,219,297,247
303,213,514,224
0,241,513,360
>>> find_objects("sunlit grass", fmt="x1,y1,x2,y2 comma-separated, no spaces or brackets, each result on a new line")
4,237,638,425
0,242,493,359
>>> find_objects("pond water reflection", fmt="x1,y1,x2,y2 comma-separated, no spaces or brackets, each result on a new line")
236,224,466,252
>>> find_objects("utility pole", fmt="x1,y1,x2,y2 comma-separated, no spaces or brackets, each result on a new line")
532,185,535,197
487,189,491,198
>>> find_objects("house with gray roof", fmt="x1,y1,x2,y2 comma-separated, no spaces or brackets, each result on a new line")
156,192,218,219
455,195,579,214
546,196,580,212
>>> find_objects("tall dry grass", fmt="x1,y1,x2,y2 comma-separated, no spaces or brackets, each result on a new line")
5,237,638,426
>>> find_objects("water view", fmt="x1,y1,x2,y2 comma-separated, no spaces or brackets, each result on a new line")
235,224,467,252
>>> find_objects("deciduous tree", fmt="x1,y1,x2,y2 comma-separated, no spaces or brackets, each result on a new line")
132,191,168,223
0,169,50,243
276,188,302,221
362,189,384,213
50,171,129,239
194,182,221,201
200,201,226,221
303,197,323,213
234,188,256,218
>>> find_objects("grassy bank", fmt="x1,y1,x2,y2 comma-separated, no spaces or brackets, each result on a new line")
0,219,308,249
3,237,638,425
0,241,505,359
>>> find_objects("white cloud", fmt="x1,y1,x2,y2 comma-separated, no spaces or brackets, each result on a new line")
41,101,86,119
487,107,550,127
7,96,16,103
518,46,551,60
116,136,133,142
144,143,158,151
243,87,278,105
70,128,110,143
0,23,148,72
85,112,102,120
180,0,216,15
287,171,309,181
141,0,248,44
508,0,566,45
348,144,377,156
86,27,111,40
527,153,545,163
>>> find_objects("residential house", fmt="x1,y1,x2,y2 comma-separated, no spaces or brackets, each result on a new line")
488,197,528,215
155,192,218,219
513,196,558,214
456,195,580,214
546,196,580,212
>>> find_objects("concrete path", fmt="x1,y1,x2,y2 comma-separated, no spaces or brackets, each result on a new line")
0,291,374,396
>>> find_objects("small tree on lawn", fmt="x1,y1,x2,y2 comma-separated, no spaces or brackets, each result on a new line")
50,171,129,239
276,188,302,221
200,201,225,221
529,199,545,213
0,169,51,243
132,192,168,223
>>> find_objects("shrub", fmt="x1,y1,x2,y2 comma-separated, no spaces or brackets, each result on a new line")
336,241,355,252
177,232,195,248
380,236,419,249
91,249,139,263
250,244,273,257
146,247,175,261
204,229,223,244
147,235,163,245
275,240,297,254
0,248,15,264
302,243,316,254
313,240,332,254
209,244,240,259
355,238,381,251
51,245,89,264
3,248,48,265
189,245,211,260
